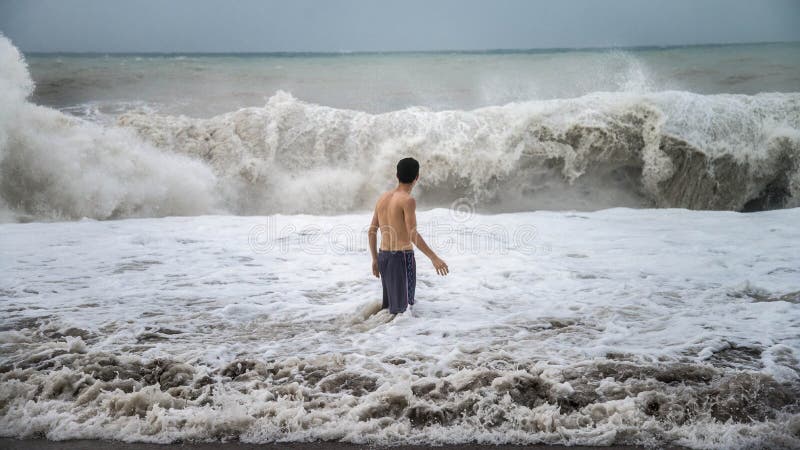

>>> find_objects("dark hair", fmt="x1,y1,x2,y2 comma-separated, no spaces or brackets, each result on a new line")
396,157,420,184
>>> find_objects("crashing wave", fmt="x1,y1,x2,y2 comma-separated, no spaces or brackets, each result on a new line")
118,90,800,214
1,35,799,221
0,36,219,222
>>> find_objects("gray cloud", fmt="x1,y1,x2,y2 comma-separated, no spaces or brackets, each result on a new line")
1,0,799,53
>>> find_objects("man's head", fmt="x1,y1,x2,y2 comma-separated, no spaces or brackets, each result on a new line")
396,157,420,184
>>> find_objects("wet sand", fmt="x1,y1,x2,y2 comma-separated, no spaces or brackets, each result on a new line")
0,440,680,450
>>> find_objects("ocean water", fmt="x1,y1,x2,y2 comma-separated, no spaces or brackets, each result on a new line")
26,43,800,117
1,35,800,448
1,210,799,447
1,41,799,219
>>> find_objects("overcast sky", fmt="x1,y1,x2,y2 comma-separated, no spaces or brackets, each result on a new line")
1,0,799,53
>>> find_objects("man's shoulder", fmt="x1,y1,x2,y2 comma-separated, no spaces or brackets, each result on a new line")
400,193,416,208
376,190,414,205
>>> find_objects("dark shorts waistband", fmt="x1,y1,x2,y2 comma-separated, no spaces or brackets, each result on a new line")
379,249,414,254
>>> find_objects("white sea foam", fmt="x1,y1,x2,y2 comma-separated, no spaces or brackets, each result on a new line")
0,36,220,221
2,30,799,450
2,35,800,221
1,208,798,448
117,89,800,215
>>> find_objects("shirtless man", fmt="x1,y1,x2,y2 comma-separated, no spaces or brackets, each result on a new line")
368,157,449,314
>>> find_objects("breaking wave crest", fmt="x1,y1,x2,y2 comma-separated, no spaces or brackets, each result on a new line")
0,37,218,222
118,90,800,215
2,36,800,221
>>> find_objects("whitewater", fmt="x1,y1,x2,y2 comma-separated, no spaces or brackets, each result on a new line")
2,39,800,220
1,35,800,448
2,210,799,448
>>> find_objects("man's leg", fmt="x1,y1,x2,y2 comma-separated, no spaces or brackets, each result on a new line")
381,279,389,310
378,253,389,310
384,252,407,314
405,251,416,306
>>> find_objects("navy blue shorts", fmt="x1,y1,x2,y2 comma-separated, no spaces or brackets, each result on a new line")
378,250,416,314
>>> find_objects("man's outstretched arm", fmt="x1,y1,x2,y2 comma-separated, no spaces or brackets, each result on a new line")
403,197,449,276
368,210,380,278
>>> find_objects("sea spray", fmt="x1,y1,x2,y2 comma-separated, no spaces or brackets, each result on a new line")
0,36,219,221
2,36,800,221
119,90,800,214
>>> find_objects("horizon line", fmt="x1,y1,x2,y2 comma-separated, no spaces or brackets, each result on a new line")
21,39,800,56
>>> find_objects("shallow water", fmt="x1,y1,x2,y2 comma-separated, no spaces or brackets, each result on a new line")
1,209,798,448
1,33,800,449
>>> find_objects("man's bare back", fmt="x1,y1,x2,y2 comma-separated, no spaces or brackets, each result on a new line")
375,189,414,251
368,158,448,313
370,184,448,276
